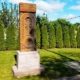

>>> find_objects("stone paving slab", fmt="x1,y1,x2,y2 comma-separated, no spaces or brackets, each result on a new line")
56,61,80,80
56,75,80,80
64,61,80,72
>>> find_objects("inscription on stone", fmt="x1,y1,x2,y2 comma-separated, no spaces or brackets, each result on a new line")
19,3,36,51
12,3,40,78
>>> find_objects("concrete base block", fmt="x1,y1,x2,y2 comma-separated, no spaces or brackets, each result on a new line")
12,51,41,78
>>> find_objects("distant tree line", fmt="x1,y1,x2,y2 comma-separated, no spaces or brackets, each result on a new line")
0,2,80,51
36,16,80,49
0,2,19,50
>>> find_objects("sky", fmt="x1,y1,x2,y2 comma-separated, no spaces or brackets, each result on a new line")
0,0,80,23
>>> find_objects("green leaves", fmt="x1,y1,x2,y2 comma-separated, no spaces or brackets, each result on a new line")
69,25,77,48
76,26,80,48
41,17,49,49
49,22,56,48
0,19,5,50
36,24,41,48
55,23,63,48
6,24,17,50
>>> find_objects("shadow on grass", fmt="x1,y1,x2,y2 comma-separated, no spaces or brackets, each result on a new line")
40,50,80,80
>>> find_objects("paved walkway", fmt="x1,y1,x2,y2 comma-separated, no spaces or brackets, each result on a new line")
64,61,80,72
57,75,80,80
56,61,80,80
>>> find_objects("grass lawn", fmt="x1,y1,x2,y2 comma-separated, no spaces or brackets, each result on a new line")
0,48,80,80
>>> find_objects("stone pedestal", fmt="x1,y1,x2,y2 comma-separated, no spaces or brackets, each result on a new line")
12,51,41,78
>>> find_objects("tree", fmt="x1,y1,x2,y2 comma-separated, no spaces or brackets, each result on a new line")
1,2,9,28
62,26,70,48
2,3,18,50
35,24,41,48
14,26,19,50
76,26,80,48
36,15,41,25
0,19,5,50
1,2,18,28
6,23,16,50
41,16,49,49
56,19,71,48
36,16,42,48
0,2,18,50
55,23,63,48
49,22,56,48
69,25,77,48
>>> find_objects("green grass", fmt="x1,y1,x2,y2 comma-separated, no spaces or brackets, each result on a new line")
48,48,80,61
0,49,80,80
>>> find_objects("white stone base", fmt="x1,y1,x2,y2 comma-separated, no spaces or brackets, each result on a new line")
12,51,41,78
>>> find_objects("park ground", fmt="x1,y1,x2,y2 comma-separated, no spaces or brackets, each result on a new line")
0,48,80,80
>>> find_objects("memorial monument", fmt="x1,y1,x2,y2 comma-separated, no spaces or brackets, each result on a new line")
12,3,40,78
